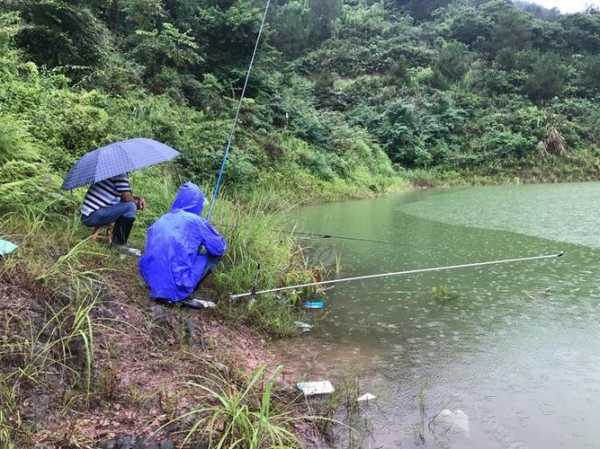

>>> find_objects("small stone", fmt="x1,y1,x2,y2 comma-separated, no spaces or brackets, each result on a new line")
144,441,160,449
96,306,117,320
185,318,198,345
192,441,209,449
151,305,168,322
213,362,229,374
117,435,136,449
159,440,174,449
100,439,117,449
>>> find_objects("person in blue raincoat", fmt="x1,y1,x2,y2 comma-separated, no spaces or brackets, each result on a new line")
139,182,227,308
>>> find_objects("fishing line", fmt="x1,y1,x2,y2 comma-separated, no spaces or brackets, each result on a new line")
214,221,391,244
207,0,272,220
290,229,391,244
230,252,564,300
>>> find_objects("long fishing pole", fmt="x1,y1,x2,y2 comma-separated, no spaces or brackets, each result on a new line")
215,222,391,244
280,229,391,244
230,252,564,300
207,0,272,220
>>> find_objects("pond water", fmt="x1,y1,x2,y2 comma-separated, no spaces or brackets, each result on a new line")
281,182,600,449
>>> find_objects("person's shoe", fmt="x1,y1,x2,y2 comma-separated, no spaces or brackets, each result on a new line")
113,244,142,257
112,216,135,246
181,298,217,309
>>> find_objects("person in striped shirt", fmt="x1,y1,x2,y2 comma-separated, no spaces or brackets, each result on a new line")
80,173,145,246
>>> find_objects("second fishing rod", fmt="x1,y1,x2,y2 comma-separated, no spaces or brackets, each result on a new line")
230,252,565,301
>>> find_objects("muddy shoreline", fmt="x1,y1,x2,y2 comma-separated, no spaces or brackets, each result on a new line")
1,260,322,448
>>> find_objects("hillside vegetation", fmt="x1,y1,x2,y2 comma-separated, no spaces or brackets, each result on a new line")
3,0,600,207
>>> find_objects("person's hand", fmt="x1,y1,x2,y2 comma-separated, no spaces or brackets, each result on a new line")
134,196,146,211
121,192,134,203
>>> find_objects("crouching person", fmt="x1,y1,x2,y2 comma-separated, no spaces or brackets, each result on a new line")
139,182,227,309
81,173,145,248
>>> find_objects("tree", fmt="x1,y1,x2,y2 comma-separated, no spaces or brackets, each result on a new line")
561,11,600,53
513,1,560,21
487,8,532,57
525,52,567,103
0,10,19,52
390,0,451,20
271,1,310,57
16,1,112,71
132,23,201,71
129,21,202,98
123,0,165,30
431,41,470,88
189,1,269,74
449,7,493,47
308,0,342,45
580,54,600,94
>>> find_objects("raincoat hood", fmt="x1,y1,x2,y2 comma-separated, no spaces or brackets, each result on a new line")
170,182,205,215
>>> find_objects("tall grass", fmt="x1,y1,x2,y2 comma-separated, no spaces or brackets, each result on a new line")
168,365,300,449
46,280,99,396
0,379,19,449
3,205,104,392
0,206,105,447
211,195,316,336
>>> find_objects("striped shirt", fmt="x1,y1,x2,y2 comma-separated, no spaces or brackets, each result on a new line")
81,174,131,217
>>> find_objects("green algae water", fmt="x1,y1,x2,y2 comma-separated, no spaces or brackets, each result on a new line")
282,182,600,449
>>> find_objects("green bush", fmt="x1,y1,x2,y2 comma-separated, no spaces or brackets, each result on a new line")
525,53,568,103
0,116,41,165
0,170,73,214
478,130,535,160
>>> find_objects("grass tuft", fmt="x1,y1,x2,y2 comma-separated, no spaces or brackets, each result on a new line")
167,365,300,449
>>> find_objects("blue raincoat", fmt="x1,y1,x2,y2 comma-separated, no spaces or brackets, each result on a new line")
139,183,227,302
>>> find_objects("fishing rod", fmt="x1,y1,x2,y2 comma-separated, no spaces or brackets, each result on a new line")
214,221,391,244
230,252,564,301
207,0,272,220
282,229,391,244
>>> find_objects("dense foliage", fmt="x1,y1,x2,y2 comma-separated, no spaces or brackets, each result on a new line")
3,0,600,213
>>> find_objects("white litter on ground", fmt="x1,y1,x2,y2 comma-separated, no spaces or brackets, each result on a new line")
357,393,376,402
294,321,313,332
196,300,216,308
297,381,335,396
430,409,470,437
126,247,142,257
0,239,17,257
118,247,142,258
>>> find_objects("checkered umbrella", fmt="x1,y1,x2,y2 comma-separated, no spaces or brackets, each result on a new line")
62,138,180,190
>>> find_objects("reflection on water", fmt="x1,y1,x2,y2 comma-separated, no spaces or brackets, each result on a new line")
400,183,600,248
279,183,600,449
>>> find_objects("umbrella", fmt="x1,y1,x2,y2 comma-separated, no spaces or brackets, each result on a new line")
62,138,180,190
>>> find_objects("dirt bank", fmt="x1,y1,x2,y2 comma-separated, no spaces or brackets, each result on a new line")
0,257,308,448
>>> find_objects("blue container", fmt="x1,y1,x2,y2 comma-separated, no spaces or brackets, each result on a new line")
303,299,326,310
